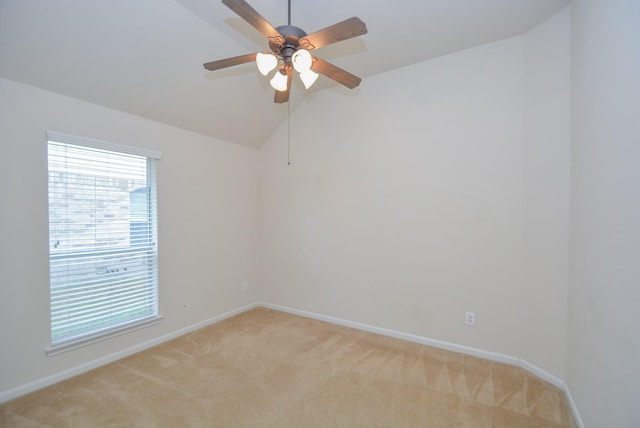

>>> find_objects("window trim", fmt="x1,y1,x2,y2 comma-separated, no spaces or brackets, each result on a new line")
45,316,164,357
45,131,162,356
46,131,162,160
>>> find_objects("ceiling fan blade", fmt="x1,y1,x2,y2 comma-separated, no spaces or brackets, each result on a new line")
203,53,257,71
311,57,361,89
299,17,367,51
274,67,293,103
222,0,285,45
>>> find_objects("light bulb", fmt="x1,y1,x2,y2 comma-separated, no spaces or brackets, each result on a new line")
256,52,278,76
291,49,312,73
270,70,288,92
299,69,319,89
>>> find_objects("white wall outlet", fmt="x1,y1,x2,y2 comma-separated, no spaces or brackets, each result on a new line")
242,281,249,291
465,312,476,326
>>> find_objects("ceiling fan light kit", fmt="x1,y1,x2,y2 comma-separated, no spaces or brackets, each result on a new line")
299,69,319,89
270,69,289,92
203,0,367,103
291,48,312,73
256,52,278,75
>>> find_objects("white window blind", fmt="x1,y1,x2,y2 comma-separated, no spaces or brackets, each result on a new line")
47,132,161,351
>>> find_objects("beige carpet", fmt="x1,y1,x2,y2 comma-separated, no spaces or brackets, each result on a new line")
1,308,575,427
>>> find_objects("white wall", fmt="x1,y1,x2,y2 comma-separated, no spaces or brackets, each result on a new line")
521,7,571,378
0,77,259,397
568,0,640,426
259,11,570,378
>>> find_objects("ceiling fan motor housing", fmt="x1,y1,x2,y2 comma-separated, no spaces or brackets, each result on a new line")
271,25,308,65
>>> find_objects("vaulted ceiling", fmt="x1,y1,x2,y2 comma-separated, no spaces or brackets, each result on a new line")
0,0,568,149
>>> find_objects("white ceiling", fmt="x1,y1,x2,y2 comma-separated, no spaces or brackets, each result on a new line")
0,0,568,149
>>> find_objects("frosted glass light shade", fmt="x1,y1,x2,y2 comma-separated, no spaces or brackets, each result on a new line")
291,49,312,72
299,69,319,89
256,52,278,76
270,70,288,91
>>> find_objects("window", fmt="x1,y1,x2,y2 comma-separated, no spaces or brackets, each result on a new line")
46,132,161,353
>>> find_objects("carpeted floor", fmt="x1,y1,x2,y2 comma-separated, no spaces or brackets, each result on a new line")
1,307,576,427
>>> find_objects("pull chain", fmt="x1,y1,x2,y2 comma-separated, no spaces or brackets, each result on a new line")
287,0,292,165
287,98,291,165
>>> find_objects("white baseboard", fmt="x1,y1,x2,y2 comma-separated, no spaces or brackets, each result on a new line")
0,301,583,427
517,358,564,389
0,303,258,404
259,302,583,428
563,384,585,428
260,302,521,367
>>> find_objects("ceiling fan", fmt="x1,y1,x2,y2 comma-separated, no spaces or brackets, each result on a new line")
203,0,367,103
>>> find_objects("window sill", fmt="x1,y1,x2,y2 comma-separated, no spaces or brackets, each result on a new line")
46,316,163,357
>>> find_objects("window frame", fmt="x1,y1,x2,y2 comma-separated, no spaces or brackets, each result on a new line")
45,131,162,356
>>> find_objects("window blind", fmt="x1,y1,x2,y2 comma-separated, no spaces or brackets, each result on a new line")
47,133,160,349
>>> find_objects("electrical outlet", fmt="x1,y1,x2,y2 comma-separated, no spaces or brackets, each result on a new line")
242,281,249,291
465,312,476,326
